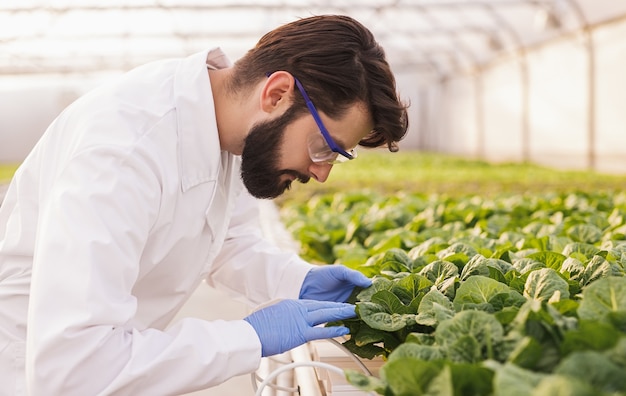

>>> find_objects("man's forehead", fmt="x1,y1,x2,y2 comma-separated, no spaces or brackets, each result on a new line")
329,104,374,148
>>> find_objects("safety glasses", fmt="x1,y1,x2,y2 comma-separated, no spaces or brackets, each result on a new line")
293,77,357,164
267,72,358,164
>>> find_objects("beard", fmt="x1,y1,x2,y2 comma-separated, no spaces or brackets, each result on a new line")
240,105,311,199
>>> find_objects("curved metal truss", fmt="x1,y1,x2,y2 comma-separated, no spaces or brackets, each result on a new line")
1,0,625,77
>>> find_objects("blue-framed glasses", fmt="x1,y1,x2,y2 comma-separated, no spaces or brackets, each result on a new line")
266,72,357,164
293,77,357,164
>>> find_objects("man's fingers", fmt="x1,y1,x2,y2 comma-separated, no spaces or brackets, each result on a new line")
300,299,353,311
333,265,372,288
305,304,356,326
347,270,373,288
305,325,351,341
299,300,357,325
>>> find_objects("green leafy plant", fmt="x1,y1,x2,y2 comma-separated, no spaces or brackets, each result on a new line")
342,273,626,396
283,190,626,395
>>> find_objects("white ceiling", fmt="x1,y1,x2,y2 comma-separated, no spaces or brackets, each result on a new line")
1,0,625,77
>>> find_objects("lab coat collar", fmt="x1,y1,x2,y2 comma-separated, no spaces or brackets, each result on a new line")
173,48,233,192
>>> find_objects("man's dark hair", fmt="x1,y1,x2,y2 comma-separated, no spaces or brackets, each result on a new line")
230,14,409,151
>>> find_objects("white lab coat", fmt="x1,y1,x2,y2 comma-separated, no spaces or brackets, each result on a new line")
0,49,314,395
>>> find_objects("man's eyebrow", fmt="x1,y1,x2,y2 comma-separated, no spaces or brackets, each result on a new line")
335,132,368,150
333,136,349,149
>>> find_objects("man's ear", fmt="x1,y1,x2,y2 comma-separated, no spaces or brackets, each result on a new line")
260,71,294,113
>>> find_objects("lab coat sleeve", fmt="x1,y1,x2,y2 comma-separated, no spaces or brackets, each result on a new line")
27,146,261,395
206,190,314,306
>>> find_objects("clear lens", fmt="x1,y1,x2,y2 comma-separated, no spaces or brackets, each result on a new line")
307,133,336,163
307,132,330,154
307,133,357,164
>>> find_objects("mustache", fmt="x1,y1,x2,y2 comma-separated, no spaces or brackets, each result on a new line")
280,169,311,184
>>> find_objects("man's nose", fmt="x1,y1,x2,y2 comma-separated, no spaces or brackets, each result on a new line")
308,162,333,182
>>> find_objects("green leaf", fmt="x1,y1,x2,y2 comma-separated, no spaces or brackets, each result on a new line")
604,336,626,368
439,252,469,268
453,275,513,311
567,224,603,244
437,276,460,300
422,365,454,396
372,290,412,315
355,252,387,278
445,334,482,363
506,300,565,371
483,258,515,275
409,237,448,258
492,363,546,396
381,247,414,267
561,320,621,355
499,231,526,247
379,258,411,276
392,273,433,305
345,370,387,394
460,254,490,281
578,276,626,329
550,298,579,316
607,310,626,332
532,375,598,396
435,310,504,362
506,335,544,369
505,270,529,294
357,276,394,302
341,337,387,359
554,350,626,393
560,256,585,279
562,242,601,259
352,322,386,346
488,291,527,311
492,246,516,263
419,260,460,285
425,363,494,396
526,251,567,271
357,301,416,332
388,342,445,362
512,258,545,274
405,332,436,345
381,357,444,396
523,268,570,302
547,235,574,256
332,242,369,268
437,242,478,261
416,289,455,326
579,255,622,287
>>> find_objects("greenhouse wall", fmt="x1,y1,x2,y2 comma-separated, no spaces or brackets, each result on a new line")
420,16,626,173
1,16,624,175
439,76,479,158
595,18,626,172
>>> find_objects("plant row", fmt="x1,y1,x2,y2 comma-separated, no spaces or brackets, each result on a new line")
280,191,626,396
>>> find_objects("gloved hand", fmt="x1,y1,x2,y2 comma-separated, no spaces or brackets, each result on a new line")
299,265,372,302
243,299,356,357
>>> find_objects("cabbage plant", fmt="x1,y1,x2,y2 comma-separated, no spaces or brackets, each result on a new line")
282,191,626,395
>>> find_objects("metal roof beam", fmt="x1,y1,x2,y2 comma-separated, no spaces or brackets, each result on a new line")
0,1,554,13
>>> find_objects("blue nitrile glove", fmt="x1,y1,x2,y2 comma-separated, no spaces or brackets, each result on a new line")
299,265,372,302
243,299,356,357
